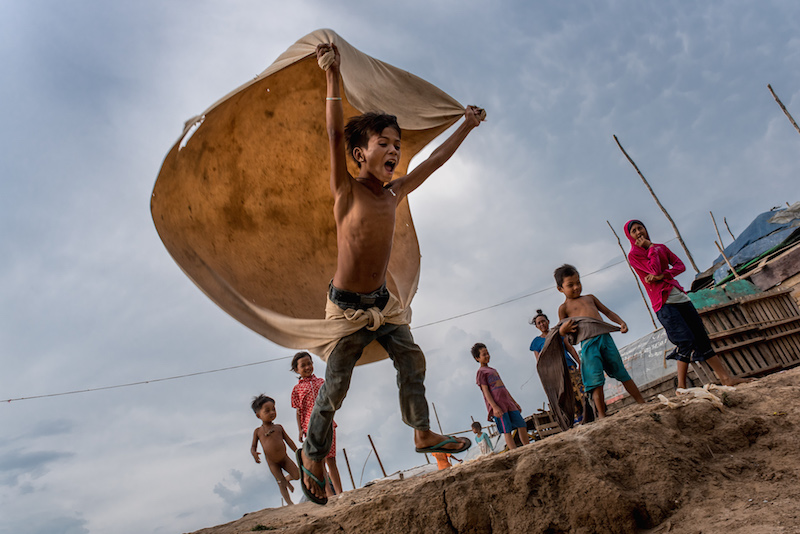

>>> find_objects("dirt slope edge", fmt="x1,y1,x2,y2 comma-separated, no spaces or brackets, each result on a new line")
189,368,800,534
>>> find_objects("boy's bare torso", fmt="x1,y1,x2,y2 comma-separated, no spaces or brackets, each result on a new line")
333,177,399,294
257,424,289,464
560,295,603,321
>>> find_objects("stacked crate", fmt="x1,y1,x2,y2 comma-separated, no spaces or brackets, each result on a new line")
694,287,800,381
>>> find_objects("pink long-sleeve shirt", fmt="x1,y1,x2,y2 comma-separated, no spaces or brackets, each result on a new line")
624,220,686,312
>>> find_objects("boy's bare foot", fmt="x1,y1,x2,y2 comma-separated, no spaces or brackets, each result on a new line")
414,429,471,453
721,376,755,386
296,449,327,505
284,476,294,492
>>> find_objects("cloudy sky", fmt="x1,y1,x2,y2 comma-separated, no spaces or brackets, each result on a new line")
2,1,798,533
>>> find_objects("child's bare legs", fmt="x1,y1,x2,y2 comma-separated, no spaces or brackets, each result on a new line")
502,432,517,450
325,457,343,494
512,427,531,447
676,361,690,389
677,357,751,388
622,379,645,404
706,356,753,386
268,459,296,505
591,387,607,418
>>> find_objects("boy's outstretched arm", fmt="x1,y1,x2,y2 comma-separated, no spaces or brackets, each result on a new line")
295,409,304,443
392,106,483,198
282,426,298,453
592,295,628,333
316,43,350,197
251,429,261,463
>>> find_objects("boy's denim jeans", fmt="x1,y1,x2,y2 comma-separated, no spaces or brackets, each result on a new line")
303,286,430,461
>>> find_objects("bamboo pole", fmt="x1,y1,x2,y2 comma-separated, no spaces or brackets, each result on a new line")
341,447,356,490
432,402,444,434
613,135,700,273
768,84,800,136
367,434,387,477
710,211,725,249
607,221,658,330
714,241,743,281
723,217,735,241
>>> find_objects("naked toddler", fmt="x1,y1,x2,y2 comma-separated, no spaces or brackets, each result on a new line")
251,394,300,505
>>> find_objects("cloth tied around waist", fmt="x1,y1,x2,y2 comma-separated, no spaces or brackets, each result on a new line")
318,289,412,363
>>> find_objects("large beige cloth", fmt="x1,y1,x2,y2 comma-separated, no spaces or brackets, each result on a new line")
151,29,465,364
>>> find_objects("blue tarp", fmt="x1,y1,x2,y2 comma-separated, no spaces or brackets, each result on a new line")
712,202,800,284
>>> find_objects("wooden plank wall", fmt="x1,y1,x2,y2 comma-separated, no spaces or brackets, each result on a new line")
695,288,800,381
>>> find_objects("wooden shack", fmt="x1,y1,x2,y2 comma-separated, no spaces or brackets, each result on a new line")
691,285,800,381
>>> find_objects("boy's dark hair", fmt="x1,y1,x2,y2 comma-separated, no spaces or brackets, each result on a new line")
345,112,401,168
471,421,482,431
554,264,579,288
529,308,547,325
290,351,312,372
251,394,275,413
470,343,487,361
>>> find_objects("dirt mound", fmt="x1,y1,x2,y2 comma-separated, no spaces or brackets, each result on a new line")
190,368,800,534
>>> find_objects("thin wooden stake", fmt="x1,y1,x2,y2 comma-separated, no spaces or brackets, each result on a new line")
613,135,700,273
367,434,387,478
341,447,356,490
607,220,658,330
723,217,735,241
768,84,800,136
714,240,742,281
710,211,725,249
432,402,444,434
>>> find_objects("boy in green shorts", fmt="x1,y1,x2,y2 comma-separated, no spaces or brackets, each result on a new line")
555,264,645,418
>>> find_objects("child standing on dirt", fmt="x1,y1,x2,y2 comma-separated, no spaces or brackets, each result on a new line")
296,42,483,505
471,422,493,455
624,220,751,390
290,351,343,495
250,394,300,505
555,264,645,418
472,343,530,451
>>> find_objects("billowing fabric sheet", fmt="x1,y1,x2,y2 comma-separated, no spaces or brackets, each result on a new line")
151,29,465,364
537,329,575,431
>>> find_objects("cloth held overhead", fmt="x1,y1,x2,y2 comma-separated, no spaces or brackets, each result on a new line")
151,29,467,364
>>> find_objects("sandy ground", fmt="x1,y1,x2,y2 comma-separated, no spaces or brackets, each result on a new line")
188,367,800,534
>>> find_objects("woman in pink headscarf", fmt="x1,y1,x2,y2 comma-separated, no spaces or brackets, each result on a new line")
624,220,749,389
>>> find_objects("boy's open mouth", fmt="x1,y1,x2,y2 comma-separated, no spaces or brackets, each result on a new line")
385,160,396,173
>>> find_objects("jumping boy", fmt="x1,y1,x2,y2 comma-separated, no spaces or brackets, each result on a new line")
555,264,645,418
250,395,300,506
472,343,530,451
297,42,483,505
290,351,343,495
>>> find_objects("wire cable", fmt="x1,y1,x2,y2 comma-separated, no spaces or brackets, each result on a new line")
5,236,678,404
412,258,627,329
2,356,292,403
